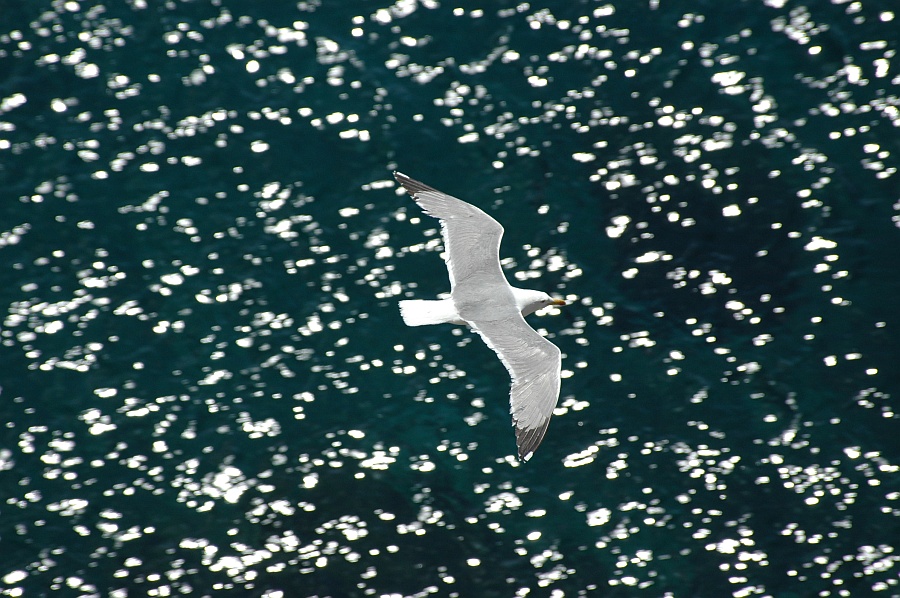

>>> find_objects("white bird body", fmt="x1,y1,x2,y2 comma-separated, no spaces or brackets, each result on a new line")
394,171,566,461
399,288,554,327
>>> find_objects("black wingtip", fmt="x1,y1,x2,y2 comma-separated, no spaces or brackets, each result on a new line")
393,170,411,188
515,419,551,462
393,171,439,197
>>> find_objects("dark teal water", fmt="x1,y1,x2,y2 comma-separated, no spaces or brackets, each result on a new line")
2,1,899,596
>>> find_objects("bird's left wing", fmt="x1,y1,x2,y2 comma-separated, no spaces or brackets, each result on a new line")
469,314,562,461
394,171,506,293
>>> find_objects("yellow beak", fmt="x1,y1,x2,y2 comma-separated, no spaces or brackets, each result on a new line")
551,298,568,306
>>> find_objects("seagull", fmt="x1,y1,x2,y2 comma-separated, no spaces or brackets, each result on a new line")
394,171,567,461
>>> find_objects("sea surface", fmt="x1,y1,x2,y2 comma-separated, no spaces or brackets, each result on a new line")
2,1,899,596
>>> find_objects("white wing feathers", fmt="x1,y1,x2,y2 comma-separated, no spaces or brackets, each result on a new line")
470,316,561,461
394,171,505,292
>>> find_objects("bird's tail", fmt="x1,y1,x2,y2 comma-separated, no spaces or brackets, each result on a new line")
399,299,462,326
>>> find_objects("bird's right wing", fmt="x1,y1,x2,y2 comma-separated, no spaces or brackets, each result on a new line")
469,314,562,461
394,171,506,292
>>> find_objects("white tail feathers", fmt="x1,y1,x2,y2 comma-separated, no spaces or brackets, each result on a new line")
399,299,463,326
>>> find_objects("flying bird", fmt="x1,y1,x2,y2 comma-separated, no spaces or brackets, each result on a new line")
394,171,567,461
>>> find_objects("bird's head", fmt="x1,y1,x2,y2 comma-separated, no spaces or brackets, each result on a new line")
539,293,568,308
514,289,568,317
